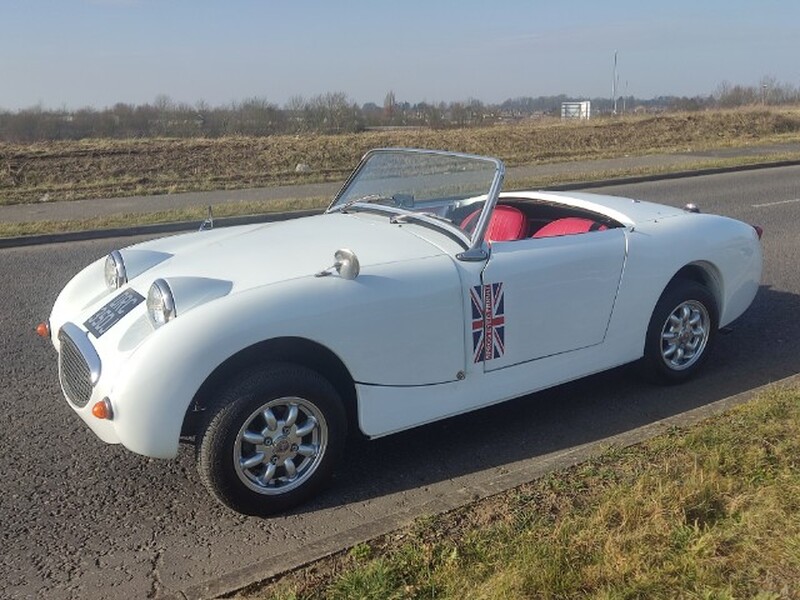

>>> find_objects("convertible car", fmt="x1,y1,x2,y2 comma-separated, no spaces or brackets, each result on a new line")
41,148,762,515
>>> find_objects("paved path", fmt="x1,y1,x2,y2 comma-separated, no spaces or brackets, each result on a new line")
3,143,799,225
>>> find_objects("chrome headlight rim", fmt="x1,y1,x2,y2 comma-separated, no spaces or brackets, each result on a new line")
104,250,128,291
147,278,176,328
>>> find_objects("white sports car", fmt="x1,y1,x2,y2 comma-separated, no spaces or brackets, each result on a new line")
41,148,762,515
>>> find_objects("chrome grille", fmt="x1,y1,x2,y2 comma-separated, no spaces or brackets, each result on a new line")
58,326,97,408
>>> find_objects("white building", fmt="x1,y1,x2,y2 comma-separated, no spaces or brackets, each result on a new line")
561,101,591,120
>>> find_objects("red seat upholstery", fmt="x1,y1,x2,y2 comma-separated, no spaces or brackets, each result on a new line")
532,217,607,238
462,205,528,242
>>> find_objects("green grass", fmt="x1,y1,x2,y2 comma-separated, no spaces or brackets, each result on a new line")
239,385,800,600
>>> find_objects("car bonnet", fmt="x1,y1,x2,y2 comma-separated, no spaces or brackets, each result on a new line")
124,211,448,292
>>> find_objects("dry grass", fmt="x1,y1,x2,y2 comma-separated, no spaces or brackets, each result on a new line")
236,385,800,600
2,108,800,206
3,147,800,239
505,150,800,191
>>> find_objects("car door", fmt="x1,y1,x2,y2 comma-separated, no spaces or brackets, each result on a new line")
475,228,627,372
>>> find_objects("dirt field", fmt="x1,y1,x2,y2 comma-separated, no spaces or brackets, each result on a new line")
2,108,800,206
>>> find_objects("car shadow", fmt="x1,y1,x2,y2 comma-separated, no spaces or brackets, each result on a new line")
294,284,800,514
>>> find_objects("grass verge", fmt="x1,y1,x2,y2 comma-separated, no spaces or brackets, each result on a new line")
0,196,329,238
3,151,800,238
237,384,800,600
505,151,800,192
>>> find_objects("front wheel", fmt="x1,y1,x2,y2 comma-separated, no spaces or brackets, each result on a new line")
197,364,347,516
640,280,718,384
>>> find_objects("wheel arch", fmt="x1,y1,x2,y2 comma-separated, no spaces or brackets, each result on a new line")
665,261,723,318
182,337,358,438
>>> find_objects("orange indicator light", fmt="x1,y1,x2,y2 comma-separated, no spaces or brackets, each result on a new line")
36,322,50,338
92,399,113,420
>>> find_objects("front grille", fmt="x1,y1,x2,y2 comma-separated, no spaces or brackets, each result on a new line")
58,326,96,407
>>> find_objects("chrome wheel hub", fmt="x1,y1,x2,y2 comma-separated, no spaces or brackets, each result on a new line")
660,300,710,371
234,397,327,495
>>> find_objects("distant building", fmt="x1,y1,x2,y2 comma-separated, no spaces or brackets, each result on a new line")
561,101,591,120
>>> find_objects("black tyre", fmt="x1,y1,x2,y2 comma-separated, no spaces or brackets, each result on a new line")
640,280,718,384
197,363,347,516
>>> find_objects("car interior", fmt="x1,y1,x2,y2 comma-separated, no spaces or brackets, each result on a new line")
460,197,622,243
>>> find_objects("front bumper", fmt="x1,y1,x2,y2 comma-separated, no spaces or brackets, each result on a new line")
55,320,189,459
57,322,122,446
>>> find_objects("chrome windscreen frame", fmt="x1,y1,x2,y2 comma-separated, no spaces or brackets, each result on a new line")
456,156,505,261
327,148,505,259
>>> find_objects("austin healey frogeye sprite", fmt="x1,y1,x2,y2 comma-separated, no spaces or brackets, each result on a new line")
41,148,763,515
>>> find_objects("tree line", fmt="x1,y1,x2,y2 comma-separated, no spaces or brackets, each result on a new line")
2,77,798,142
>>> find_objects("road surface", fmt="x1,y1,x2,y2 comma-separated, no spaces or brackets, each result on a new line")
1,167,799,599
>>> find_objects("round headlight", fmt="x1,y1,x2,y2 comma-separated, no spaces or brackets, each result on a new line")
104,250,127,290
146,279,176,328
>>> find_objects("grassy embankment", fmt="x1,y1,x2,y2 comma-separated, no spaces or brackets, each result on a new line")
2,108,800,236
237,385,800,600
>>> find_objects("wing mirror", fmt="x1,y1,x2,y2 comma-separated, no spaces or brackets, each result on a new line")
316,248,360,280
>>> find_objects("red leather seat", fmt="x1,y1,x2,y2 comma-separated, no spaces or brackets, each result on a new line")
532,217,607,238
461,205,528,242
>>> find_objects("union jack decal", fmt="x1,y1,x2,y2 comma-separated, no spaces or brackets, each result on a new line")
471,282,505,363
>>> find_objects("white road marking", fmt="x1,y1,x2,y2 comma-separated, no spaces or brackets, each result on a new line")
751,198,800,208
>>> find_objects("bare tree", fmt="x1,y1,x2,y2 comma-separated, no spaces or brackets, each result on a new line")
383,90,396,124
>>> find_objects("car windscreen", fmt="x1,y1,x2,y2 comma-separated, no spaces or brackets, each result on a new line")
328,149,501,240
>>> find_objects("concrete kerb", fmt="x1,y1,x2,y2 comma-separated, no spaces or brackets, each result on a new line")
3,158,800,250
0,209,322,249
163,372,800,600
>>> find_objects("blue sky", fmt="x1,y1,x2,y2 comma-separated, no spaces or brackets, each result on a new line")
1,0,797,110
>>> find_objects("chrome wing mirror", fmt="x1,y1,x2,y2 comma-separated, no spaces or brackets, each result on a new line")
315,249,360,280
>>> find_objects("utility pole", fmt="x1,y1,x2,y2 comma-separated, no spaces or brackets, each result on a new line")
612,50,618,115
623,80,628,113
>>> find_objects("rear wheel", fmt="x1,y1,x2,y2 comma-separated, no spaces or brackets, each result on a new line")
197,363,346,516
641,280,718,384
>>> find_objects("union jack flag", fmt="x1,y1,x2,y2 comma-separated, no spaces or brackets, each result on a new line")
471,282,505,363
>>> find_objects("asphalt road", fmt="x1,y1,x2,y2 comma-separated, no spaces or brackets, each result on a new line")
1,167,799,599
